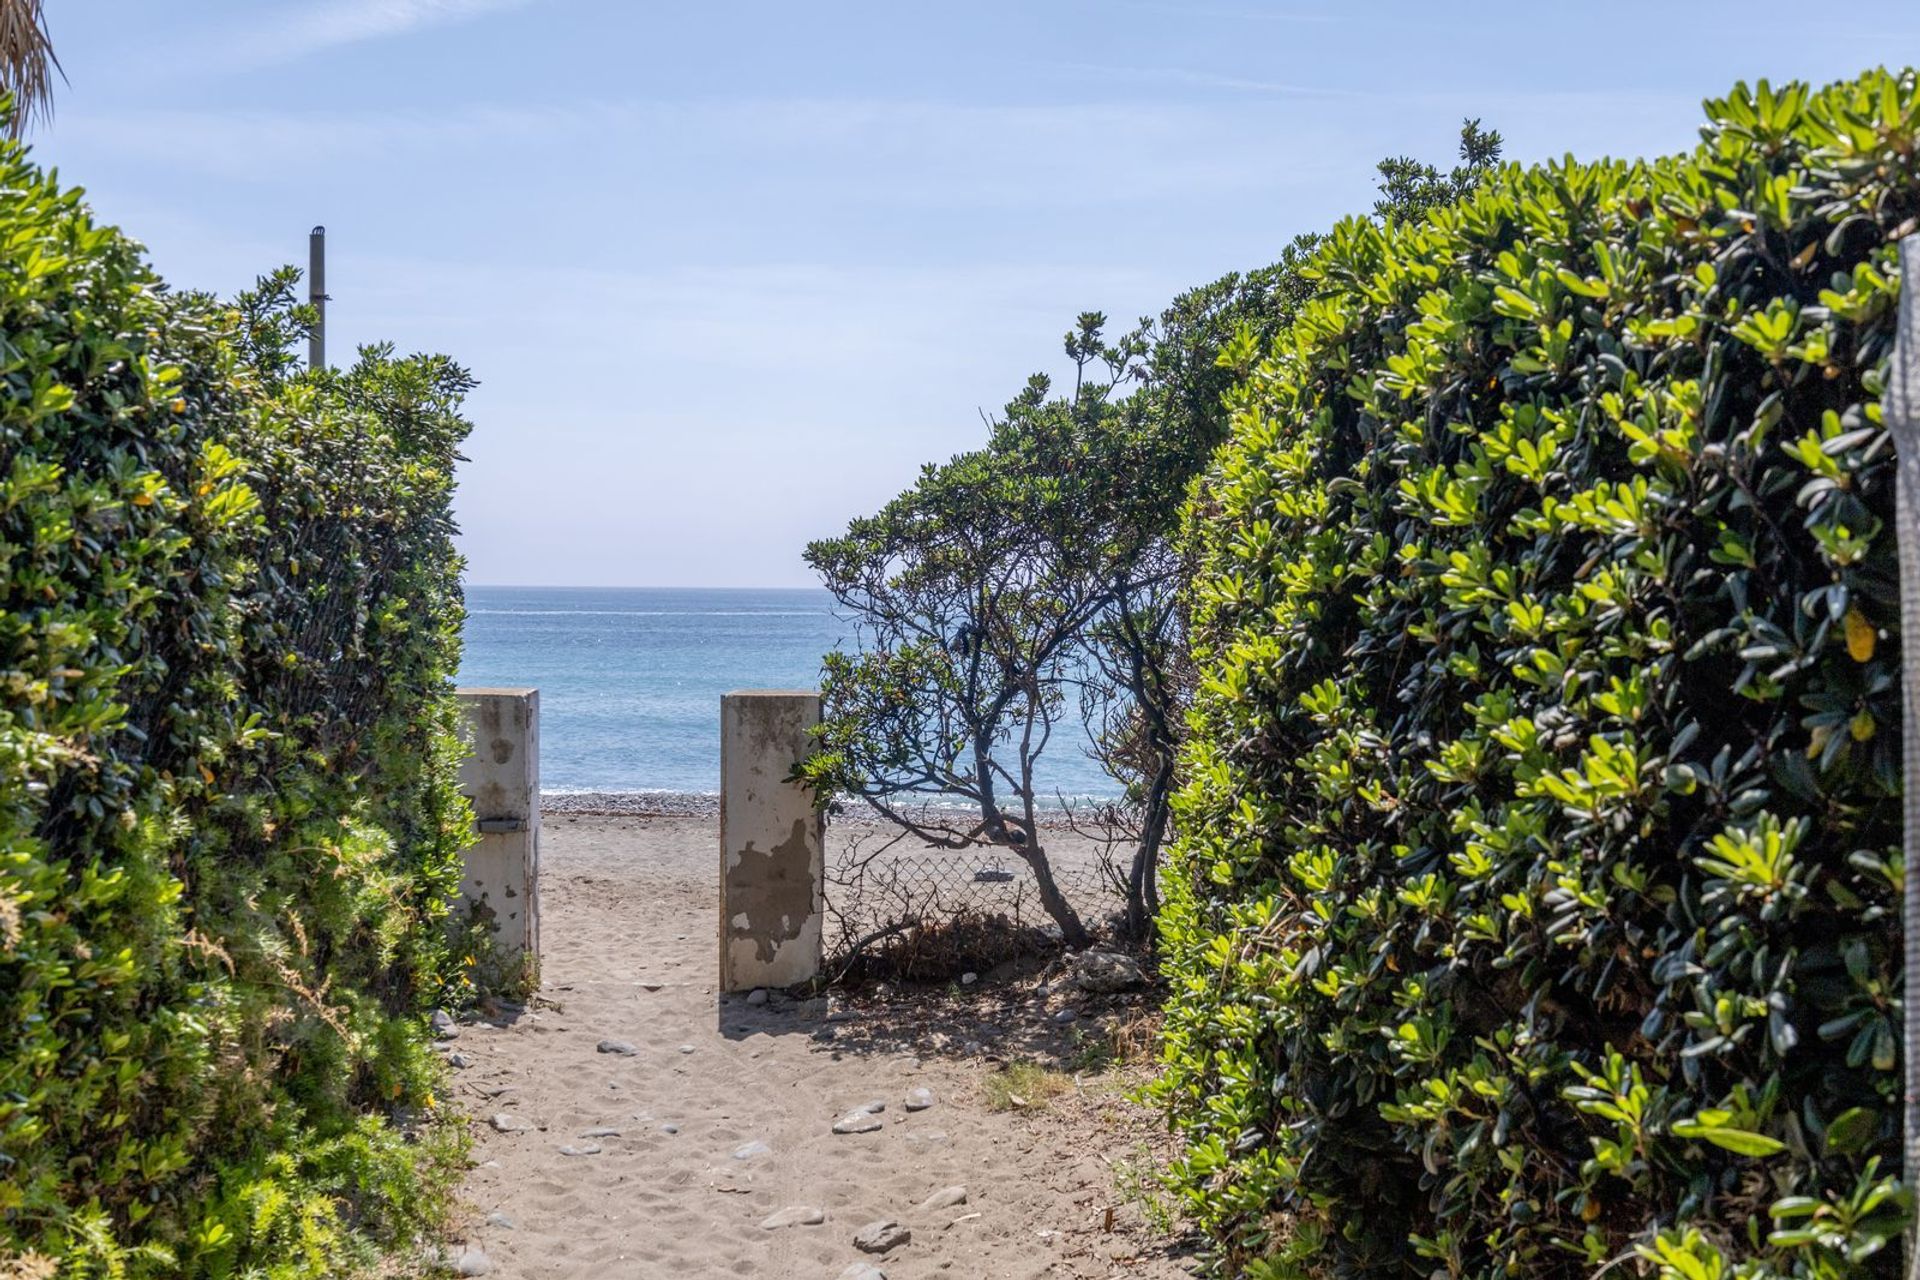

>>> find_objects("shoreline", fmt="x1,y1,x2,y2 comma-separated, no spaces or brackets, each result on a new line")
537,790,1129,826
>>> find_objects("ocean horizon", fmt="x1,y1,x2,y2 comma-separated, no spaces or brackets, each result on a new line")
456,583,1119,800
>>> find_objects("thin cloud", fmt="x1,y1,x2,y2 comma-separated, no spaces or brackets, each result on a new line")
223,0,536,69
1056,62,1366,98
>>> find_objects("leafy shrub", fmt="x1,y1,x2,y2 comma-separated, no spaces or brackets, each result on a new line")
1159,70,1920,1277
0,132,473,1275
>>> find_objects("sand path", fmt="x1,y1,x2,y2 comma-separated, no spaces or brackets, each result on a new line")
445,815,1190,1279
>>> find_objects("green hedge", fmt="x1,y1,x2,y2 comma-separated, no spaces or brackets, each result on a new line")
1160,70,1920,1277
0,133,474,1275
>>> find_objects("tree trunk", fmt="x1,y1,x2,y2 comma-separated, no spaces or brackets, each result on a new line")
1124,748,1175,941
1019,839,1089,948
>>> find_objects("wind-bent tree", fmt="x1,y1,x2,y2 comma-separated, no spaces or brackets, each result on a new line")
804,318,1148,947
0,0,60,135
809,121,1504,945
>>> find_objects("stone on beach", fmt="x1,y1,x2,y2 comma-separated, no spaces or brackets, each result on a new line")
745,987,769,1005
832,1111,883,1135
452,1246,492,1276
758,1205,826,1229
838,1265,888,1280
916,1185,967,1213
489,1113,534,1133
732,1139,771,1159
596,1039,637,1055
558,1142,602,1156
904,1087,934,1111
853,1219,911,1253
1063,949,1147,993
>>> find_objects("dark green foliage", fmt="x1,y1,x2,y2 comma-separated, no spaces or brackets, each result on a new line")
1372,119,1506,223
0,135,472,1275
1159,71,1920,1277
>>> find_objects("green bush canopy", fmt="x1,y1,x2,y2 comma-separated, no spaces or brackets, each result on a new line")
1159,69,1920,1278
0,135,474,1273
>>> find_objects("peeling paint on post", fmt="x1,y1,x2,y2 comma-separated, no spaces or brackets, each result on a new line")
457,687,541,961
720,690,823,991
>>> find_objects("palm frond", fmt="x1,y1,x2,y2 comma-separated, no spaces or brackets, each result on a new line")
0,0,62,137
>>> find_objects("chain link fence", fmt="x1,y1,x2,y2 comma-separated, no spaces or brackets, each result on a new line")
821,817,1129,977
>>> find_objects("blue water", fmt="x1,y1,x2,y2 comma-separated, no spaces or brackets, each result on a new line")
457,585,1117,797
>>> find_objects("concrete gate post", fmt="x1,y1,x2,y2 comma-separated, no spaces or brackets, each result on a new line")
719,690,824,991
456,687,541,961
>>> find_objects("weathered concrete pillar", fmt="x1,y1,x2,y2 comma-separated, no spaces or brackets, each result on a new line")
720,690,823,991
456,687,540,962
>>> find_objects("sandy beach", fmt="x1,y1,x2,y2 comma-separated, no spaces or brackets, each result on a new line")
440,814,1192,1279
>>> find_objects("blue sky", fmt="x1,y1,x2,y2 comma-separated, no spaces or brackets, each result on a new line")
37,2,1918,587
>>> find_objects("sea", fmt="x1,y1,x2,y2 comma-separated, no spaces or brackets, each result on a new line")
456,585,1117,799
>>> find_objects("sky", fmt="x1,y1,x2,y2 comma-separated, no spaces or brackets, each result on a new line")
33,2,1920,587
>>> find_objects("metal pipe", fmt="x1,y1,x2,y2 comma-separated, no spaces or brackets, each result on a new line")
308,225,327,371
1889,235,1919,1280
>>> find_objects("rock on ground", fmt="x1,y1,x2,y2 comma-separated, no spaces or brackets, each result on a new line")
452,1246,492,1276
916,1185,967,1213
853,1220,911,1253
1064,948,1147,993
758,1205,827,1229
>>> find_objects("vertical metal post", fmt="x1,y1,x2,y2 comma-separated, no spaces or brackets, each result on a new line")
1890,236,1920,1280
307,225,327,371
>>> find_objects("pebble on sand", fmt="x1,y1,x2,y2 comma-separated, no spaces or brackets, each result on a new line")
832,1111,883,1135
1063,948,1148,994
745,988,769,1006
838,1266,887,1280
732,1139,772,1159
904,1087,934,1112
852,1220,912,1254
758,1205,826,1229
916,1186,967,1213
558,1142,602,1156
596,1039,637,1055
489,1113,534,1133
453,1246,492,1276
678,1043,696,1054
